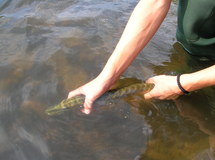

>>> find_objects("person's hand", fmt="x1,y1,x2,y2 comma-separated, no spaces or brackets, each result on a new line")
67,77,110,114
144,75,183,100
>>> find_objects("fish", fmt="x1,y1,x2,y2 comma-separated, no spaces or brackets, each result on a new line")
45,82,154,116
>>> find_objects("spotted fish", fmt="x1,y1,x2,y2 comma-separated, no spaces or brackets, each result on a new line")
45,82,154,116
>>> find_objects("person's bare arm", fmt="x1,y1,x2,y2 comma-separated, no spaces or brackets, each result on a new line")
144,65,215,100
99,0,172,83
182,65,215,91
68,0,172,114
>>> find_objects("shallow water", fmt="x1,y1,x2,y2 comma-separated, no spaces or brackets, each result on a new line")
0,0,215,160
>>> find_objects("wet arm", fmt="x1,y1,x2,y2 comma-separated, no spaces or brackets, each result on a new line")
97,0,172,89
180,65,215,92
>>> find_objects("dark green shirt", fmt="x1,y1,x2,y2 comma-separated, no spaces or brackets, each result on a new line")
176,0,215,59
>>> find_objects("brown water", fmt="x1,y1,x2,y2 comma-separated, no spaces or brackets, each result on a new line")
0,0,215,160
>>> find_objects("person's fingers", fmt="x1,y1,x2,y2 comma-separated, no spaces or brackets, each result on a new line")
67,88,82,98
81,97,93,114
144,79,155,99
144,92,153,100
145,77,155,84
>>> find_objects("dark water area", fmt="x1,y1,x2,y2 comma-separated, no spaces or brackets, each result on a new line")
0,0,215,160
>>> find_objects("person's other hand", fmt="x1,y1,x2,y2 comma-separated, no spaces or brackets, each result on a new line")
68,77,110,114
144,75,183,100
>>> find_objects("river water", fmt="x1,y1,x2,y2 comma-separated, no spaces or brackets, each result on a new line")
0,0,215,160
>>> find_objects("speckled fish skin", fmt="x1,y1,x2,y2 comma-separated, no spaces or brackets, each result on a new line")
45,96,85,116
109,83,154,99
45,82,154,116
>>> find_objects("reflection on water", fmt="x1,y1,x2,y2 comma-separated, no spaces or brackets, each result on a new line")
0,0,215,160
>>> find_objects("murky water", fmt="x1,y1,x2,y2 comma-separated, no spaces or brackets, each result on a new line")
0,0,215,160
